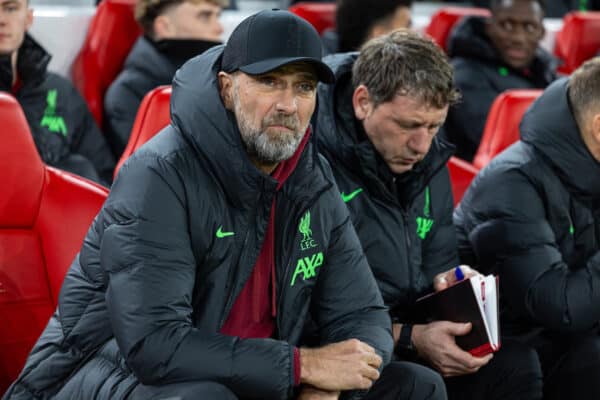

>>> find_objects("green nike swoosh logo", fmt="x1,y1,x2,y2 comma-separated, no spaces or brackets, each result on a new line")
341,188,363,203
216,226,234,238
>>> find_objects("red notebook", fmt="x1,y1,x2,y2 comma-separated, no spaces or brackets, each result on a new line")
416,275,500,357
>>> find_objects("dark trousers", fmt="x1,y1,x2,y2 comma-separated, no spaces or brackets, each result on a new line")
363,361,447,400
443,340,543,400
129,361,446,400
128,381,238,400
537,333,600,400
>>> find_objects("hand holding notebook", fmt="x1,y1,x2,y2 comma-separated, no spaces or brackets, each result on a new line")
416,273,501,357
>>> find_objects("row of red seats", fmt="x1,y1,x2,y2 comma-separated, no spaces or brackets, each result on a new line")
71,1,600,131
289,2,600,72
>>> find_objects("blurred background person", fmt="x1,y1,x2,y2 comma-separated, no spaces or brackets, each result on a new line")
0,0,114,185
440,0,558,161
104,0,227,158
322,0,413,54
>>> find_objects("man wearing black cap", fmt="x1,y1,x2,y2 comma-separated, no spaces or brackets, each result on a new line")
3,10,395,400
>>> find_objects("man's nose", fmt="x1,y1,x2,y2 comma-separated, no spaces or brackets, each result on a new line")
409,129,431,155
275,88,298,114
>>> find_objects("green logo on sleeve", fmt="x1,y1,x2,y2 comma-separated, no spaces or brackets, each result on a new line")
40,89,67,136
291,252,324,286
216,226,234,238
341,188,363,203
299,210,317,250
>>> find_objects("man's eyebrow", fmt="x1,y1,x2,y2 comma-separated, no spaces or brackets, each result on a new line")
296,73,318,81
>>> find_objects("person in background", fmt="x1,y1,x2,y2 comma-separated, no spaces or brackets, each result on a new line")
104,0,226,158
321,0,413,55
314,29,544,400
440,0,558,162
454,57,600,400
471,0,600,17
0,0,114,185
3,10,394,400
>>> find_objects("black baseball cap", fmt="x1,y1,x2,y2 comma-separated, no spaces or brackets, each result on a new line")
221,9,335,83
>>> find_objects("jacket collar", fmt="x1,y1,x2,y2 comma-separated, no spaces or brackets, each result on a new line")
0,34,50,91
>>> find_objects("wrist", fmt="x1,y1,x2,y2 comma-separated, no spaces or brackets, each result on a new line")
299,347,313,385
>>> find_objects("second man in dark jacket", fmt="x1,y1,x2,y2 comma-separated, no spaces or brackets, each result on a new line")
314,30,544,399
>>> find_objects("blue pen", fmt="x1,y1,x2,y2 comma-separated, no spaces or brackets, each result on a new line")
454,266,465,281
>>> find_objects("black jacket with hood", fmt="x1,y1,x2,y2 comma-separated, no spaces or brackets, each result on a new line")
4,47,392,400
441,16,558,162
104,36,219,157
454,78,600,343
0,34,114,185
314,52,458,322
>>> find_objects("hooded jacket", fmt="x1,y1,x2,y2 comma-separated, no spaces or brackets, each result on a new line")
104,36,219,157
441,16,558,161
454,78,600,341
4,47,392,400
314,52,458,321
0,34,114,184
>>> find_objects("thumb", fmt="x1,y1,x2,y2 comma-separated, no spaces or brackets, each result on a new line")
446,322,472,336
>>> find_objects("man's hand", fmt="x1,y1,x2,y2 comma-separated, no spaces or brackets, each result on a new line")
412,321,492,377
433,265,480,291
300,339,382,391
297,386,340,400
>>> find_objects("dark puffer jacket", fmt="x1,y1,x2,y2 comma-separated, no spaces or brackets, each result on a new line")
454,78,600,342
314,52,458,321
441,16,558,162
0,34,114,185
4,46,392,400
104,36,219,157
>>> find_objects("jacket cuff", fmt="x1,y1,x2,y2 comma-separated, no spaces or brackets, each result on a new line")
293,347,301,386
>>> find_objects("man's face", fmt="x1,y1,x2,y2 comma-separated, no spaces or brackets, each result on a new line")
354,87,448,174
161,1,223,42
485,0,544,70
0,0,32,55
220,64,318,164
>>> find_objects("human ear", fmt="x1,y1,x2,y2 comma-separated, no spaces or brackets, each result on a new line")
218,71,234,109
352,85,373,120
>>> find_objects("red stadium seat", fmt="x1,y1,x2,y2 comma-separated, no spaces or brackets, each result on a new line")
0,93,108,394
71,0,142,127
447,156,479,206
289,2,336,35
473,89,542,170
554,11,600,74
424,7,490,52
114,86,172,178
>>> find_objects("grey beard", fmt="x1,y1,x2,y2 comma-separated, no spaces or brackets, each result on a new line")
233,90,306,164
